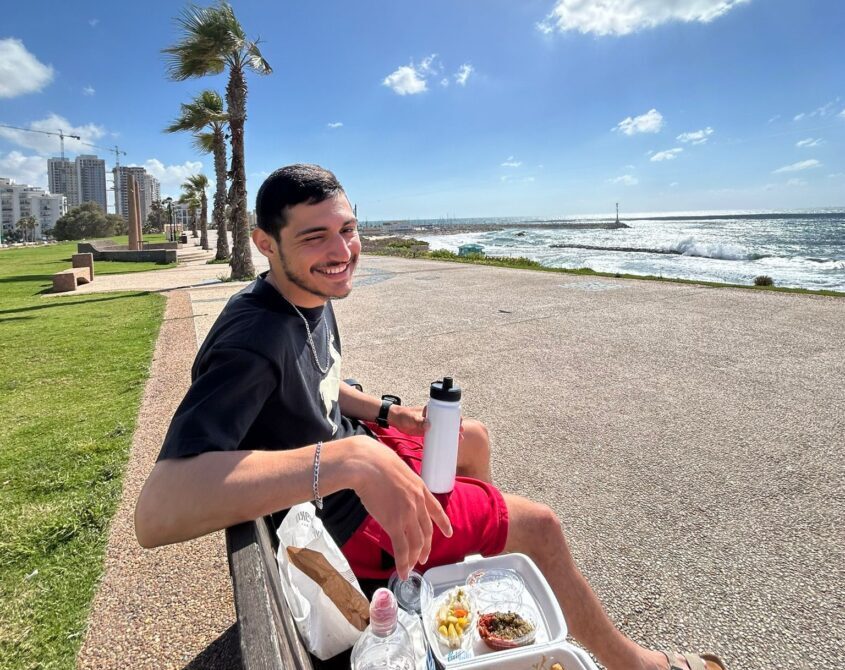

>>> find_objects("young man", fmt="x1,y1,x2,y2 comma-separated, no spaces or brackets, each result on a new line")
135,164,725,670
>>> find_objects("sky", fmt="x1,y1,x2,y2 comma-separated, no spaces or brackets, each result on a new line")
1,0,844,220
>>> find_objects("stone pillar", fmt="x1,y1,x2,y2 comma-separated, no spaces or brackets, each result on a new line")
127,176,142,251
134,179,143,248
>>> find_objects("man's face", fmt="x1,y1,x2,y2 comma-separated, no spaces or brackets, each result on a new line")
266,193,361,307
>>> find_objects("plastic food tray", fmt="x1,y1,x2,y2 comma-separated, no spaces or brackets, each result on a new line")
420,553,598,670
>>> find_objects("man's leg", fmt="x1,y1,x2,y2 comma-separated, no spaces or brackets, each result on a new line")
456,419,491,482
504,494,674,670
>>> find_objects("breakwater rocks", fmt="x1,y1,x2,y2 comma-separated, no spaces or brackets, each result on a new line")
396,220,630,236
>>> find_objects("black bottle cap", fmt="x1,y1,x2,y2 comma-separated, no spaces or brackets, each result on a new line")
429,376,462,402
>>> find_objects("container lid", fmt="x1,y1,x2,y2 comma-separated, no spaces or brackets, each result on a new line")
430,376,462,402
466,568,525,605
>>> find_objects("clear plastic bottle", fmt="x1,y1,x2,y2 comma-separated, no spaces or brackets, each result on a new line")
351,588,416,670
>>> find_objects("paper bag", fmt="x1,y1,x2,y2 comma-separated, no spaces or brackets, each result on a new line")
275,502,369,660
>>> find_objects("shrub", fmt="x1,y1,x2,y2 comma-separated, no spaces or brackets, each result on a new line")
754,275,774,286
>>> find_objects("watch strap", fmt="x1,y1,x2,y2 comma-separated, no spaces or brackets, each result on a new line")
376,398,394,428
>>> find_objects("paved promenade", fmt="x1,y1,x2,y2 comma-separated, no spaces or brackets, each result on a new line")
78,233,844,669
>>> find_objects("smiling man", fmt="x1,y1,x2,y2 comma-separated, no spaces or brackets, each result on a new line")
135,164,725,670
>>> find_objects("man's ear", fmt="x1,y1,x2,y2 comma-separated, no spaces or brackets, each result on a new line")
252,227,276,259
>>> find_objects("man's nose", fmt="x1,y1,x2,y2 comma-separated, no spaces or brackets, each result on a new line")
327,232,352,261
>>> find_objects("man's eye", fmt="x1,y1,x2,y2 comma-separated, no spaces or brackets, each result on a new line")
304,236,323,243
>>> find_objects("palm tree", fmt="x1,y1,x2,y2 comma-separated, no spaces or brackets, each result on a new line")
165,89,230,260
17,215,37,243
184,174,210,250
164,1,272,280
178,191,200,243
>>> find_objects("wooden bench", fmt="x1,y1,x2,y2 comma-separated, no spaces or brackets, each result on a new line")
226,516,386,670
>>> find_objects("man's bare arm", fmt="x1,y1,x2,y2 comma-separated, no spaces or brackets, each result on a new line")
338,381,383,421
134,433,451,579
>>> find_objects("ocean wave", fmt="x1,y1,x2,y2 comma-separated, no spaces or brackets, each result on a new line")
659,237,757,260
547,237,764,261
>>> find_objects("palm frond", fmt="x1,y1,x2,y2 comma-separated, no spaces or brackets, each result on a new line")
192,131,217,154
245,40,273,75
163,4,232,80
186,173,210,191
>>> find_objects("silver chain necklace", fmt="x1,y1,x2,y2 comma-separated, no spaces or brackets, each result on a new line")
281,294,331,375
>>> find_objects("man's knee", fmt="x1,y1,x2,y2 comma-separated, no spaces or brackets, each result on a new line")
462,419,489,448
526,501,561,534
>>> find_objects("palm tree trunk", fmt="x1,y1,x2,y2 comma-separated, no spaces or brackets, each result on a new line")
226,65,255,280
213,128,230,260
200,191,209,250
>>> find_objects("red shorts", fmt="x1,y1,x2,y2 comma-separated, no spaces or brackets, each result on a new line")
341,424,510,579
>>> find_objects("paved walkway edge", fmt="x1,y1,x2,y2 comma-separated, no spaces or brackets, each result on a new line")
77,291,238,670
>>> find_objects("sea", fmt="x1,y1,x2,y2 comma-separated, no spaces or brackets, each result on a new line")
404,209,845,292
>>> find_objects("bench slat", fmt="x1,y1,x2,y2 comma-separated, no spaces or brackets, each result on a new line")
226,520,315,670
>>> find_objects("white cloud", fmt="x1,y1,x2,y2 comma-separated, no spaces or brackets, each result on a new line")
772,159,821,174
138,158,203,197
614,108,663,135
794,99,842,121
795,137,822,148
828,173,845,178
0,150,48,188
772,158,822,174
610,174,638,185
650,147,683,161
677,127,713,144
83,85,96,96
0,38,54,99
0,114,107,155
840,108,845,119
501,156,522,168
327,122,343,129
89,18,99,27
767,115,780,124
537,0,749,36
440,78,449,87
419,54,441,75
454,64,474,86
383,64,428,95
786,178,806,187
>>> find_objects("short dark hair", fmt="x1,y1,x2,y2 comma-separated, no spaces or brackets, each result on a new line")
255,164,345,239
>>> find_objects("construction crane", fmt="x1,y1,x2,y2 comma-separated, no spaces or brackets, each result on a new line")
78,140,127,168
0,123,81,159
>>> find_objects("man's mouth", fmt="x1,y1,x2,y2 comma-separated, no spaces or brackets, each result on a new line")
314,261,353,278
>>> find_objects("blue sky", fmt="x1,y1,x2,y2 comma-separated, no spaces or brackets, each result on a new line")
1,0,843,219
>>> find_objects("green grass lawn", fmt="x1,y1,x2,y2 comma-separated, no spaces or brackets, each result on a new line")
0,241,167,669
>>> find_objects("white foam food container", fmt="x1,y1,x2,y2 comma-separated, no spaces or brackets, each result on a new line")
420,553,599,669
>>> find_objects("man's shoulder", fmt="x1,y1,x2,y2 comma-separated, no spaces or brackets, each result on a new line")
200,283,294,361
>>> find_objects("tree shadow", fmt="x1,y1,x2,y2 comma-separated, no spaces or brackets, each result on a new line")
0,292,152,316
0,274,54,284
0,315,35,324
182,623,242,670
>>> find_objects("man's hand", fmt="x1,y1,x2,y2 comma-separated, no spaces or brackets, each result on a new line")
349,435,453,580
388,405,464,441
387,404,428,436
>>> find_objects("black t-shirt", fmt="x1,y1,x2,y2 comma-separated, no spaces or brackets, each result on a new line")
158,272,369,545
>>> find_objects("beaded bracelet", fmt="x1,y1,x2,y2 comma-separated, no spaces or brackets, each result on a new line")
313,440,324,510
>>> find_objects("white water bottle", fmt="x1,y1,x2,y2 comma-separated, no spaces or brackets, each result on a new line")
421,377,462,493
351,588,416,670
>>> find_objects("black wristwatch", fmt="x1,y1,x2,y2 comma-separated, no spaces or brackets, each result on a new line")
376,394,402,428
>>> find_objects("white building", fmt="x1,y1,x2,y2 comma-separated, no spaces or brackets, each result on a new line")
172,202,193,228
0,177,67,241
113,166,160,223
47,155,107,213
